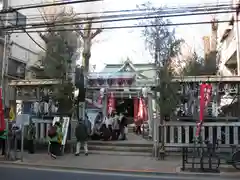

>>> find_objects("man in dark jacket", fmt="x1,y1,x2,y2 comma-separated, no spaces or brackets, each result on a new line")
75,120,88,156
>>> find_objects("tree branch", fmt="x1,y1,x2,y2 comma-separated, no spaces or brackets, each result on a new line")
90,28,102,40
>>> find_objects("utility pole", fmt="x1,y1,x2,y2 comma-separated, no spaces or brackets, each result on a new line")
153,37,160,159
1,0,10,107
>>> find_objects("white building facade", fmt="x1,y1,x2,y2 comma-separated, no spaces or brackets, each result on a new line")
217,1,240,76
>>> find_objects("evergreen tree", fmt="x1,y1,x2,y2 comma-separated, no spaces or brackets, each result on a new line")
138,2,183,118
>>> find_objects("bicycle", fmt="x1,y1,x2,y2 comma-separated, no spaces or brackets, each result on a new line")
216,131,240,170
199,139,220,171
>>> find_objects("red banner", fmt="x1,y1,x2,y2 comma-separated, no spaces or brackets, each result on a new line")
0,88,5,131
137,97,148,121
196,83,212,137
134,97,139,122
107,92,115,115
142,99,148,121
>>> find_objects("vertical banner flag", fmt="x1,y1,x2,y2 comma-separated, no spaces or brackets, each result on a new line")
138,98,144,120
133,97,139,122
196,83,212,137
0,88,5,131
107,92,115,115
142,99,148,121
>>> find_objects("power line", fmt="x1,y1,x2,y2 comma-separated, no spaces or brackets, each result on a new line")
3,9,236,32
11,2,233,16
3,4,235,25
11,19,237,33
3,3,234,21
0,0,103,14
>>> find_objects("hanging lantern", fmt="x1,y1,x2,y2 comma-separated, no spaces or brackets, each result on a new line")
88,79,94,86
127,78,133,86
107,78,113,86
97,78,104,85
118,78,123,86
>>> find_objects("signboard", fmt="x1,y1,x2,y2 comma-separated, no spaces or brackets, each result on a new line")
52,116,69,146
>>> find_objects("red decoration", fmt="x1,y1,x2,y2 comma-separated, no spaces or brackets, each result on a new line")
137,97,147,121
196,83,212,137
0,88,5,131
134,97,139,122
107,92,116,115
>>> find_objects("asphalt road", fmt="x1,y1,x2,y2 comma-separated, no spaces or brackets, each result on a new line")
0,165,237,180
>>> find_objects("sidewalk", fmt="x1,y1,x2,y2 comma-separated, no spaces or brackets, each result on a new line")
1,153,240,177
1,152,180,173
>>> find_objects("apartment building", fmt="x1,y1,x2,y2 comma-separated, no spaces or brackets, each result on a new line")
0,0,44,107
217,2,240,76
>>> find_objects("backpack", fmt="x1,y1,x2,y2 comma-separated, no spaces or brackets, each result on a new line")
48,125,57,138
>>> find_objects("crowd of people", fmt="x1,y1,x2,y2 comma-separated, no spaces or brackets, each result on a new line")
90,111,128,141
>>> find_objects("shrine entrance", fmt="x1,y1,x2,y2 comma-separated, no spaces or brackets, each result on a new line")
115,97,134,122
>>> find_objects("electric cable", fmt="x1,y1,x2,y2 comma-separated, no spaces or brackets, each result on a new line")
0,0,103,14
10,1,233,15
10,19,239,33
1,3,234,22
1,8,237,32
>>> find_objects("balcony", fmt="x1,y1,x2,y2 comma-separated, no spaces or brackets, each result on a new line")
7,57,26,79
220,29,237,65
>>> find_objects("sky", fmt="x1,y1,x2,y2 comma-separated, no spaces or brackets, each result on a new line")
71,0,231,72
8,0,233,71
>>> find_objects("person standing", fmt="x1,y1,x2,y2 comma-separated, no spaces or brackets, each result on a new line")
112,114,120,140
0,124,8,155
27,119,36,154
119,113,128,140
48,122,63,159
75,120,88,156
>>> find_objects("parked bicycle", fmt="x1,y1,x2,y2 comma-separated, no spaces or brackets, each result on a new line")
196,136,240,170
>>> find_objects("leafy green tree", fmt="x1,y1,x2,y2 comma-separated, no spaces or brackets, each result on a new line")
182,52,204,76
138,2,183,118
38,13,79,114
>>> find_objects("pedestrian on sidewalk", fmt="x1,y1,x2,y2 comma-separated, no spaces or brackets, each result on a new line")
75,119,88,156
48,122,63,159
0,123,8,155
27,119,36,154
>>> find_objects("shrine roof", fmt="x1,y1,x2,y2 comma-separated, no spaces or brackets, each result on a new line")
100,59,154,79
88,72,136,79
102,62,155,73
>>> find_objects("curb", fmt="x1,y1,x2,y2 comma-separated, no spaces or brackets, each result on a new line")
0,160,239,178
